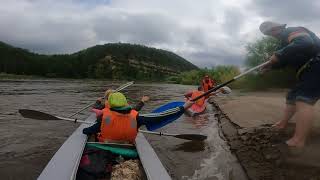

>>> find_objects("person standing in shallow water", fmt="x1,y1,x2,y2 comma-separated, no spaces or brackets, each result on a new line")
259,21,320,148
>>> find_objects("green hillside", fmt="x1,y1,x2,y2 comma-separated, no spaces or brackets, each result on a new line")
0,42,198,80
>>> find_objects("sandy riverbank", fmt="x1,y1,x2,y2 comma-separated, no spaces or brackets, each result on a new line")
210,90,320,180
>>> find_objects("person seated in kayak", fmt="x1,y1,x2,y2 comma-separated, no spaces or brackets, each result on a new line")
83,92,194,144
201,75,215,93
184,86,206,107
184,86,231,101
93,89,149,111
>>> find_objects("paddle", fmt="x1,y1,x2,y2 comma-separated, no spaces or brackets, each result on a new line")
19,109,81,122
68,81,134,118
144,101,185,131
139,130,207,141
18,109,206,141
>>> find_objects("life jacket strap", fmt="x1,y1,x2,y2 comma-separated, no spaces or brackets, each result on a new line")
288,29,311,43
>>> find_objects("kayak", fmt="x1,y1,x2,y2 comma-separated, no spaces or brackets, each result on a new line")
185,100,207,117
38,113,171,180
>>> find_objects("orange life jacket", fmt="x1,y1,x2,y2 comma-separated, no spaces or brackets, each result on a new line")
104,102,110,109
202,79,214,92
98,108,139,144
191,90,205,106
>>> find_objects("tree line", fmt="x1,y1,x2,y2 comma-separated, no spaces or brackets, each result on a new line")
0,42,198,80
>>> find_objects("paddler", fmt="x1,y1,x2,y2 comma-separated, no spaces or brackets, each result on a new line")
83,92,194,144
185,86,231,101
184,86,232,116
94,89,149,111
184,86,206,107
184,86,207,116
201,75,215,93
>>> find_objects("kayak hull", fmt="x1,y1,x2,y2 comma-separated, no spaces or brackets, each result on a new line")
38,113,171,180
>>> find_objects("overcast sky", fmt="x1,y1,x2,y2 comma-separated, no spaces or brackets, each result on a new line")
1,0,320,67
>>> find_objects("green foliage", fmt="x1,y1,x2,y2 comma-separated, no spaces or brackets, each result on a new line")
94,59,112,78
173,65,240,87
245,37,280,67
240,37,295,90
0,42,198,80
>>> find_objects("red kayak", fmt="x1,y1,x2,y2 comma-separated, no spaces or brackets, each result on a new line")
185,99,207,116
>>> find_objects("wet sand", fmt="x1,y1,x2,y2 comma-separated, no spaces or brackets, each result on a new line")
212,90,320,180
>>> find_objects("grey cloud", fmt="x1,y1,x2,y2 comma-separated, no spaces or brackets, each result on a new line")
181,45,244,68
0,17,95,54
92,12,176,45
186,28,209,48
187,52,243,68
222,8,245,37
253,0,320,23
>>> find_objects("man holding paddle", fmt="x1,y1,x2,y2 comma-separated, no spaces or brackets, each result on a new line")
259,21,320,148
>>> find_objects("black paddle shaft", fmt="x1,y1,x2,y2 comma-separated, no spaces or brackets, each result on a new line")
192,79,235,101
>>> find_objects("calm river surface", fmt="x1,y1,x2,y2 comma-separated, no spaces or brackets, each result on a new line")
0,79,246,180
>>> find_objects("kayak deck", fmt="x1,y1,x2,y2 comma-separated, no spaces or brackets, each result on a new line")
38,113,171,180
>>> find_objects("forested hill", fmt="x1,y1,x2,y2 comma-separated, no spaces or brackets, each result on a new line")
0,41,198,80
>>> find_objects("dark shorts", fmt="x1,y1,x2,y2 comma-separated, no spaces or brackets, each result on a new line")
286,59,320,105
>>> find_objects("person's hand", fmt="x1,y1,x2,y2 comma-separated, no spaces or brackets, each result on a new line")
260,54,279,74
141,96,150,103
183,100,195,109
259,61,272,74
269,54,279,63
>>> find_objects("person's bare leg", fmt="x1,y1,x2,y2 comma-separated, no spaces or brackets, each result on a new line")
286,101,314,147
273,104,296,129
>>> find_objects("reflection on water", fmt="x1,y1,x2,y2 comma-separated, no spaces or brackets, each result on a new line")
0,79,246,180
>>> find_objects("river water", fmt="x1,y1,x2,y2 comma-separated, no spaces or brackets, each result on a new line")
0,79,246,180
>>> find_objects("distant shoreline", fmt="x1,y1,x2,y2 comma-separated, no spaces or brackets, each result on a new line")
0,73,183,84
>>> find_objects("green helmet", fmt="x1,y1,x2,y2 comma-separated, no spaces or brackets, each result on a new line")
108,92,129,108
